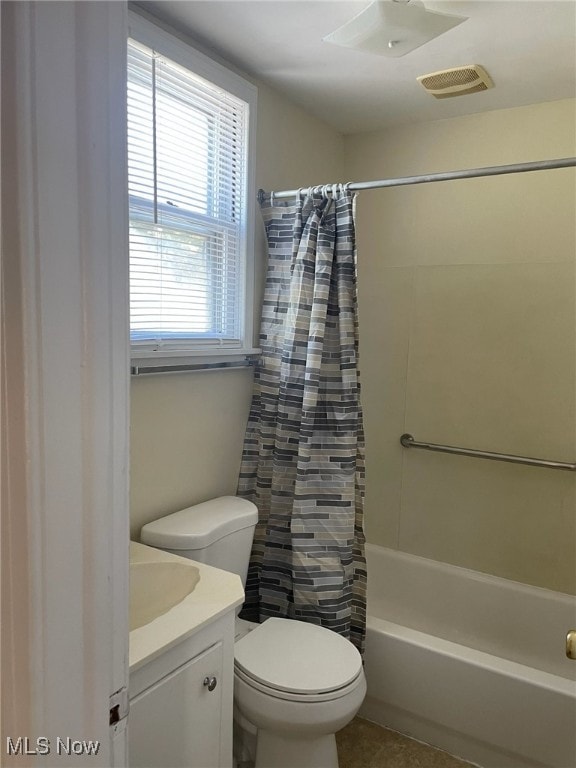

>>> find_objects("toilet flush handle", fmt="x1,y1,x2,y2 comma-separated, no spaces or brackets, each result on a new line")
203,676,218,692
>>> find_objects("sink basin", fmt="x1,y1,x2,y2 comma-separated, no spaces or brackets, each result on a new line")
129,541,244,671
130,560,201,631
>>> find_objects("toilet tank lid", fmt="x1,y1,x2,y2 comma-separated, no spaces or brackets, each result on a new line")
140,496,258,550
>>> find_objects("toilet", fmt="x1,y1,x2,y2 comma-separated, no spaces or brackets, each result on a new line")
141,496,366,768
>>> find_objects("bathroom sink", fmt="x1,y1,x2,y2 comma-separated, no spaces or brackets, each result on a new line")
130,560,201,631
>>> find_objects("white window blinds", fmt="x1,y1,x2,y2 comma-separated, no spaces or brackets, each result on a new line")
127,38,250,354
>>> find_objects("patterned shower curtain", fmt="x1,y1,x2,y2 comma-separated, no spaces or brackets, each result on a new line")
237,188,367,653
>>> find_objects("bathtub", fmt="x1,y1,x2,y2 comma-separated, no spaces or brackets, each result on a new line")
360,544,576,768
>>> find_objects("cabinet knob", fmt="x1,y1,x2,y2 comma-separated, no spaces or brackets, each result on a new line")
203,675,218,692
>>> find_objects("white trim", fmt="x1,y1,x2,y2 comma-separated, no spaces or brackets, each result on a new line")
2,3,129,764
1,3,34,749
127,10,258,364
128,12,256,104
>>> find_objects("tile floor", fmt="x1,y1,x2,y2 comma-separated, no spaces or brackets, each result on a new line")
336,718,475,768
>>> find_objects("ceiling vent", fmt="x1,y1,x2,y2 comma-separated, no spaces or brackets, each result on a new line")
417,65,493,98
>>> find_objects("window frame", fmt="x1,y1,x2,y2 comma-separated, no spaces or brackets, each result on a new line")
127,11,258,370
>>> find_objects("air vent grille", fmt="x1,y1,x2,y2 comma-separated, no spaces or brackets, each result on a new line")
417,65,493,99
434,82,489,99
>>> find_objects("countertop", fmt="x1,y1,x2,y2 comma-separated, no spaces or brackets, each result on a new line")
129,541,244,671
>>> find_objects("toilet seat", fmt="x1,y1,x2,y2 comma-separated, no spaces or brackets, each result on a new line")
234,617,363,701
234,663,364,703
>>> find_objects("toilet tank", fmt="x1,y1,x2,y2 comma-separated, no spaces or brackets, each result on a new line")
140,496,258,588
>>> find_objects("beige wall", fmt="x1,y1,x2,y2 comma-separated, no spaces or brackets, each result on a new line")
130,81,344,539
345,99,576,593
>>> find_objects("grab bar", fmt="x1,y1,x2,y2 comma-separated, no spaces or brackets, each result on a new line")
400,434,576,472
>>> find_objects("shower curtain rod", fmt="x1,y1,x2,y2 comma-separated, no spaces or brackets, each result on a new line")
263,157,576,200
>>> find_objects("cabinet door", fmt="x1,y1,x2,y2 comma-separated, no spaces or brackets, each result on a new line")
129,642,223,768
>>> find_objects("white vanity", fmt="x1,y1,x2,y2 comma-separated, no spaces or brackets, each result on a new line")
129,542,244,768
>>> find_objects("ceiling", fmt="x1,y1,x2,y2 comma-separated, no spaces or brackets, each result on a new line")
138,0,576,134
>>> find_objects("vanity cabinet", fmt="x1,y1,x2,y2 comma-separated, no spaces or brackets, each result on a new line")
129,613,236,768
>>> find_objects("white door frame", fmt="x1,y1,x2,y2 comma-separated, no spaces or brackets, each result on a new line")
1,3,130,765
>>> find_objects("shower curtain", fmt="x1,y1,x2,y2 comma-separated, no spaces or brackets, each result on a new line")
237,188,367,653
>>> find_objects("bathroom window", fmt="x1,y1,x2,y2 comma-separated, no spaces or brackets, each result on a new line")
127,14,257,369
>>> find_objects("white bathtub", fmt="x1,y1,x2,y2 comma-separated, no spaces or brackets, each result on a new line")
360,544,576,768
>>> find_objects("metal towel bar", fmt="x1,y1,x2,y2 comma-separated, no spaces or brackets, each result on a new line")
131,360,256,376
400,434,576,472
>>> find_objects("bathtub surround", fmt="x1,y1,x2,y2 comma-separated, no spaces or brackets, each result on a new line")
237,190,367,651
344,98,576,594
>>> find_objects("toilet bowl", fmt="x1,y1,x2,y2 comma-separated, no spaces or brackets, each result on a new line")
233,617,366,768
141,497,366,768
